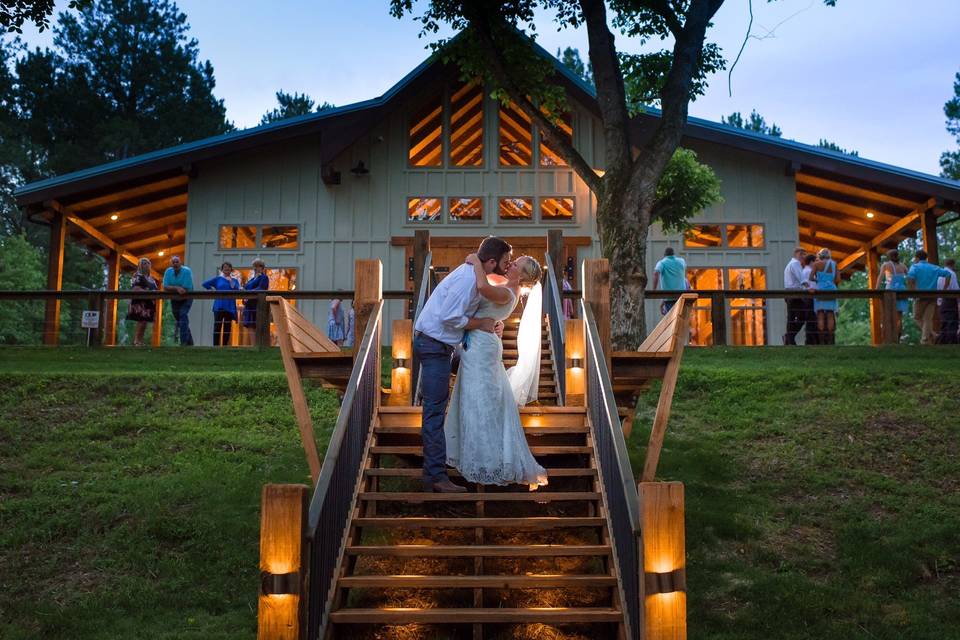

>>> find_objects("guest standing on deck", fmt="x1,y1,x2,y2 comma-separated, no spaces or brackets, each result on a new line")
562,271,575,319
162,255,194,346
906,250,951,345
328,299,346,346
343,305,356,348
652,247,686,315
876,249,909,343
801,253,818,344
937,258,959,344
812,248,840,345
202,262,240,346
127,258,158,347
783,247,808,345
241,259,270,344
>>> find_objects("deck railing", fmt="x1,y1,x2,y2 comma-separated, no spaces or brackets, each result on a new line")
583,300,643,639
543,255,567,404
410,251,433,405
305,299,383,638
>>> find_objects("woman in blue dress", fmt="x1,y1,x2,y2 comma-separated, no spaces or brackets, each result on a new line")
202,262,240,346
812,248,840,344
328,299,346,346
876,249,909,342
241,259,270,343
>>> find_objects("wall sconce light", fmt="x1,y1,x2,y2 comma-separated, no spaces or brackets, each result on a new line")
394,357,409,369
644,567,687,595
350,160,370,176
641,481,687,640
570,357,583,369
261,570,299,596
321,164,341,185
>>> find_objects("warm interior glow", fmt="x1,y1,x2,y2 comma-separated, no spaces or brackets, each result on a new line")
594,168,606,177
158,250,165,257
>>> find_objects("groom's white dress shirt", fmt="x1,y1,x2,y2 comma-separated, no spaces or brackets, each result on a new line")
414,264,482,345
784,257,806,290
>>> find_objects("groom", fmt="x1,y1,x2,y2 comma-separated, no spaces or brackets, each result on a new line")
413,236,513,492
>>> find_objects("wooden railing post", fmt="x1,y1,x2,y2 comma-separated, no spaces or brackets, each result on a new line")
87,292,103,347
258,483,309,640
152,298,163,347
104,251,121,346
255,292,271,348
565,318,585,406
43,211,66,345
354,260,383,348
640,481,687,640
411,230,430,319
882,290,899,345
709,292,727,346
866,250,882,345
390,319,412,405
547,229,563,291
582,259,610,369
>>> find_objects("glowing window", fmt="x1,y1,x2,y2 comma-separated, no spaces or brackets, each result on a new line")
499,102,533,166
687,268,723,346
726,224,765,248
541,197,574,220
728,268,766,346
218,225,256,249
539,111,572,167
449,197,483,222
449,81,484,167
260,225,299,250
498,197,533,220
684,225,722,248
407,197,442,223
409,94,443,167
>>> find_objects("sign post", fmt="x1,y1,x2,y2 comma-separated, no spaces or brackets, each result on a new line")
82,309,100,347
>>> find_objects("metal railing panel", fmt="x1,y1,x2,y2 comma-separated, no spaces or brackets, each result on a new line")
543,255,567,404
583,300,643,639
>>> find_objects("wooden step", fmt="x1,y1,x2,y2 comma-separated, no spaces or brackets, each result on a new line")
363,468,596,478
377,413,583,427
359,492,601,502
345,544,611,557
370,445,591,456
329,607,622,624
352,516,605,529
378,406,586,414
337,575,617,588
374,425,586,435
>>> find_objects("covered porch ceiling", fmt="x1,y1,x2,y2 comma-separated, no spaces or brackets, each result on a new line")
28,170,188,274
794,167,949,274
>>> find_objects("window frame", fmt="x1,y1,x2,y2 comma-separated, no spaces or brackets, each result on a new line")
447,196,486,225
497,196,536,223
683,222,766,250
538,195,576,223
217,224,301,251
405,196,445,224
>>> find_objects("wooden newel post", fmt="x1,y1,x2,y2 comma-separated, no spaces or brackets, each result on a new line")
354,259,383,349
547,229,563,290
866,250,882,346
390,319,413,405
881,290,899,345
582,259,610,369
709,292,727,346
152,298,164,347
412,230,431,318
258,483,310,640
255,292,271,348
104,250,121,346
640,481,687,640
43,211,66,345
565,319,585,406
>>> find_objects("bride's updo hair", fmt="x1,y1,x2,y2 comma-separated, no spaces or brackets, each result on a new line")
515,256,542,286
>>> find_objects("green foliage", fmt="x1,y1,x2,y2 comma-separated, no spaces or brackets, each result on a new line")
0,233,44,343
722,109,782,137
818,138,859,156
556,45,591,86
1,0,90,33
653,147,723,233
941,71,960,180
260,90,334,125
620,44,725,112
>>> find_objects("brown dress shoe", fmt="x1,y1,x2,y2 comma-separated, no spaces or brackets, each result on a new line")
427,477,468,493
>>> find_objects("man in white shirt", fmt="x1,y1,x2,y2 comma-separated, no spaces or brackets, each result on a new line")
782,247,808,345
414,236,512,492
936,258,959,344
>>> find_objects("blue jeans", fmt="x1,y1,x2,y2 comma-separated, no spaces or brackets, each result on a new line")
170,299,193,345
414,333,455,482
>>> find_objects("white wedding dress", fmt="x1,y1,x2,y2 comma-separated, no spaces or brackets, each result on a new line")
445,284,548,488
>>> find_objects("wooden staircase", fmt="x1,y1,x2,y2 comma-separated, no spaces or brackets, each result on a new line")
499,310,560,406
325,404,626,639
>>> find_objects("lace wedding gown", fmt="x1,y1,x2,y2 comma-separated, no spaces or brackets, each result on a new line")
445,285,548,488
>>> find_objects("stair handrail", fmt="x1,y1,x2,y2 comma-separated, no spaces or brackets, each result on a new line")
305,299,384,638
410,251,433,405
582,300,643,639
543,254,566,404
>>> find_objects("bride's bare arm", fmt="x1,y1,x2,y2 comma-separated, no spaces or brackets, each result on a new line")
465,254,513,305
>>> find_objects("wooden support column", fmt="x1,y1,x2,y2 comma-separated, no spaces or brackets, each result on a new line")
255,292,271,348
582,259,611,370
354,259,383,346
389,319,413,405
921,207,939,265
412,230,431,311
104,250,121,346
152,298,164,346
882,290,899,345
257,483,309,640
866,249,882,346
709,292,727,346
43,212,67,345
547,229,563,289
565,318,585,406
640,481,687,640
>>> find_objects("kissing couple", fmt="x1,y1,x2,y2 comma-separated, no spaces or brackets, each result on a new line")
413,236,549,493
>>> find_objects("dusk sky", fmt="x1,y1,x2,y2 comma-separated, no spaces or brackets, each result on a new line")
15,0,960,177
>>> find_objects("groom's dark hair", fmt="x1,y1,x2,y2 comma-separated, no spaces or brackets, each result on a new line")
477,236,512,264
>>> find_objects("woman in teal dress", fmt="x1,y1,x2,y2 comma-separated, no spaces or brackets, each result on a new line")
812,248,840,344
876,249,909,341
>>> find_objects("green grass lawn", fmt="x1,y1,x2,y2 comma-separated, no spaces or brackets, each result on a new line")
0,346,957,639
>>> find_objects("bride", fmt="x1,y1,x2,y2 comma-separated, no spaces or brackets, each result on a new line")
444,253,548,489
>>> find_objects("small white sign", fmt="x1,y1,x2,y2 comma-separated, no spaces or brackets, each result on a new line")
81,310,100,329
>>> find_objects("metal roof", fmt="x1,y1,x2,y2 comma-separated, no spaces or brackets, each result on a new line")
16,38,960,206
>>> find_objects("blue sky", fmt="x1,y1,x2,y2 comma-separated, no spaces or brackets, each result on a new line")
16,0,960,176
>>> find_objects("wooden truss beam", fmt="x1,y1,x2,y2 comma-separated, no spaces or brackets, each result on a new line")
795,172,926,210
837,198,937,271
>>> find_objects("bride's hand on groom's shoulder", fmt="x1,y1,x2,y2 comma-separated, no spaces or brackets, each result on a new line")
465,253,480,266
